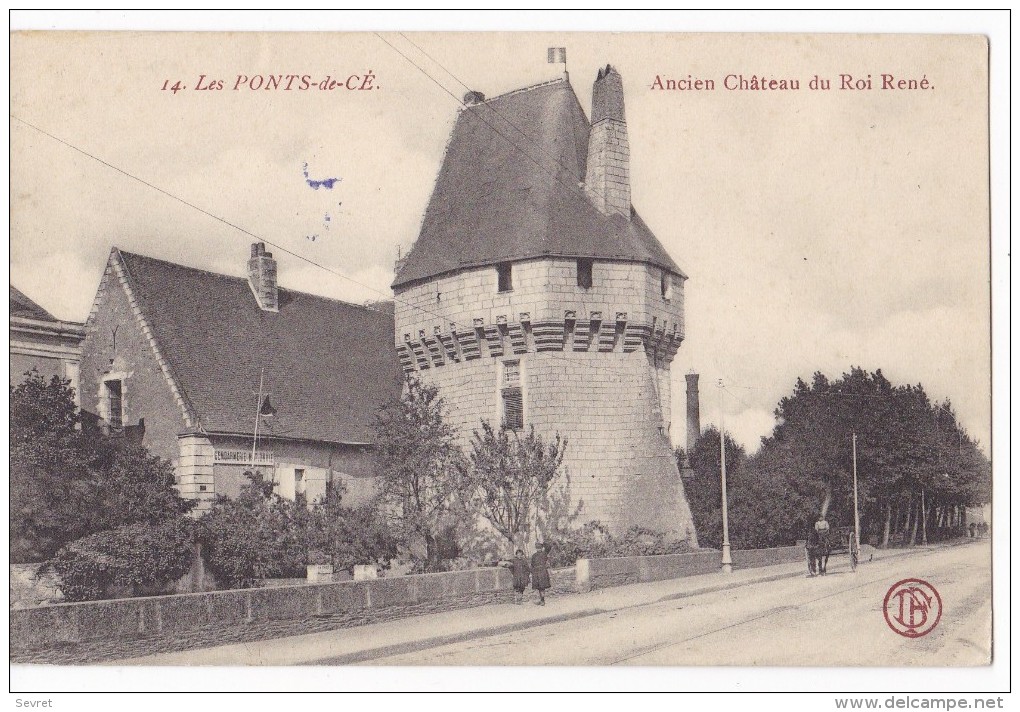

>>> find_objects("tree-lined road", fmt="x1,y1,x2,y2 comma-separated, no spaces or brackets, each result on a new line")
357,542,990,666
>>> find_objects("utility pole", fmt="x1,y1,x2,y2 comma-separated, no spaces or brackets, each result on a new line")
251,367,264,469
921,488,928,545
852,431,861,566
719,378,732,573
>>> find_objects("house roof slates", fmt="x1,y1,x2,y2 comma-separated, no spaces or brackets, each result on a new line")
117,250,402,445
10,285,58,321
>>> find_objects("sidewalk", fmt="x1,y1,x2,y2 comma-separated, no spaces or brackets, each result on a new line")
112,546,921,667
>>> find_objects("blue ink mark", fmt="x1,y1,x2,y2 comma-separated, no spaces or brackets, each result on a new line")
302,161,341,190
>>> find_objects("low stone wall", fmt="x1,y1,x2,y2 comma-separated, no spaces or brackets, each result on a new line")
730,545,804,569
576,549,721,591
11,566,511,655
12,544,874,660
549,567,578,594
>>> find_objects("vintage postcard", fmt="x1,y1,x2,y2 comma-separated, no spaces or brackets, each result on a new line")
8,19,1003,696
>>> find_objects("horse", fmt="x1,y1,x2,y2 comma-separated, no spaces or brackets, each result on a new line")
813,524,832,575
807,522,832,575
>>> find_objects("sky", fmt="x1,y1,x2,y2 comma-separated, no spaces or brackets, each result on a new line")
9,24,994,455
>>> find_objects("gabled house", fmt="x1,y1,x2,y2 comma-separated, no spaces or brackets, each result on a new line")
10,285,85,401
79,243,402,512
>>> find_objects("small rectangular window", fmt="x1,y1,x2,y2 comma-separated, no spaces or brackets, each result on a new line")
497,263,513,293
107,380,123,429
577,258,593,288
501,360,523,430
661,271,674,300
502,387,524,430
503,360,521,386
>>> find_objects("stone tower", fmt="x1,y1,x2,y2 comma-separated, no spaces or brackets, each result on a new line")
392,66,697,541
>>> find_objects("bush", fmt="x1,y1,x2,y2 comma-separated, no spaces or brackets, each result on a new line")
50,518,195,602
547,521,613,568
547,521,693,567
613,526,693,557
310,485,399,575
198,471,310,588
201,472,401,587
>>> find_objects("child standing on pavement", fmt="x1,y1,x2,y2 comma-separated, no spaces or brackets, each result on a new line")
510,549,530,604
530,541,552,605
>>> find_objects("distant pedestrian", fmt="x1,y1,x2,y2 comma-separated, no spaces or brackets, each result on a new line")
806,527,820,576
530,541,552,605
509,548,530,604
969,522,976,538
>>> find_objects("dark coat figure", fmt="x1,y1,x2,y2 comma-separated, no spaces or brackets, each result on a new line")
531,543,552,605
969,522,976,538
510,550,530,603
806,529,820,576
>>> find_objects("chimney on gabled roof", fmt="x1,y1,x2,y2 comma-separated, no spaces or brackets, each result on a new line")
584,64,631,219
247,242,279,312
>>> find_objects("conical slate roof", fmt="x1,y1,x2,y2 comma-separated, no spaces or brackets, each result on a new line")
392,78,684,290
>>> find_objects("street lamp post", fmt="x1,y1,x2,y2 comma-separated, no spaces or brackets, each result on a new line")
719,379,732,573
852,431,861,569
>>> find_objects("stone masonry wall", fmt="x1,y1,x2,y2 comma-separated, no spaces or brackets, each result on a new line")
395,259,683,340
584,119,631,218
394,259,693,539
80,257,190,466
10,567,514,659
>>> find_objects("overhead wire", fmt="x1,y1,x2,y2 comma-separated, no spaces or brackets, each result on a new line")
12,35,688,386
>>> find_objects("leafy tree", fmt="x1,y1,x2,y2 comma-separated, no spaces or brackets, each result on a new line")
742,368,990,548
677,427,750,549
10,370,193,562
373,376,464,571
459,421,566,550
11,372,85,562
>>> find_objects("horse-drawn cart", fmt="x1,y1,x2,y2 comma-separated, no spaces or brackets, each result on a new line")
806,524,860,575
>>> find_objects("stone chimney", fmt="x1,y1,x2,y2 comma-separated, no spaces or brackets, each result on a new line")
584,64,631,219
247,242,278,312
685,372,701,455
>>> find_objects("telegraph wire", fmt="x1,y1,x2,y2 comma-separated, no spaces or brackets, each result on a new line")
396,32,583,180
375,32,605,262
15,100,925,417
9,114,641,381
17,35,671,382
389,32,605,286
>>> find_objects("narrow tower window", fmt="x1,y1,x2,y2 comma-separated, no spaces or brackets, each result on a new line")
577,258,594,288
501,360,524,430
497,263,513,293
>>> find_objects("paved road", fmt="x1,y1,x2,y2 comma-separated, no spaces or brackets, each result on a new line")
362,541,991,666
